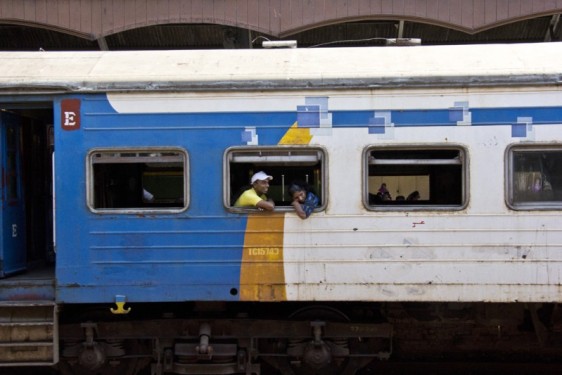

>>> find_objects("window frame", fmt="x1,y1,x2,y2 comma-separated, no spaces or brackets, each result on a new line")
506,143,562,211
363,144,468,211
86,147,189,214
223,146,327,213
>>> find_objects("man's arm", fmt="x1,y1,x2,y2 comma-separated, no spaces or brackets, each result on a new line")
256,198,275,211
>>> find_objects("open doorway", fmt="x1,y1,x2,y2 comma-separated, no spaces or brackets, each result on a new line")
0,103,54,278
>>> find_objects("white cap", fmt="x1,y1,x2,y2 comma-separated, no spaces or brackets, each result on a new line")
251,171,273,184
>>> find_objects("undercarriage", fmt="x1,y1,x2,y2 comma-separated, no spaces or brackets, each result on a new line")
50,302,562,375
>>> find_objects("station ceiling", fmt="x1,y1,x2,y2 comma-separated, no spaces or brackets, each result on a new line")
0,15,560,51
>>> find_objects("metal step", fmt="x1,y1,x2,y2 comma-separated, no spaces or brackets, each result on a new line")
0,301,58,366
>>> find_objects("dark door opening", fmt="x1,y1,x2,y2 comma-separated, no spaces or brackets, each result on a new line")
0,104,54,278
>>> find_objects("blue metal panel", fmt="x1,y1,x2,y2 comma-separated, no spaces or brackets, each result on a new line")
55,95,294,303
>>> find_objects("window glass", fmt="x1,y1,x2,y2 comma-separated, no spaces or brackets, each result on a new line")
508,146,562,209
88,149,188,212
225,147,325,210
366,147,466,209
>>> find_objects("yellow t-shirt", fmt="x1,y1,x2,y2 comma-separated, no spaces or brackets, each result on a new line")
234,188,266,207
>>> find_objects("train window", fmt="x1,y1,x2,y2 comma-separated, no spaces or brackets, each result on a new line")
365,147,467,210
87,148,188,213
225,147,326,211
507,145,562,210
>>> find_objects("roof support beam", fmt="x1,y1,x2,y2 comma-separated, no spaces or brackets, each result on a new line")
545,14,561,42
397,20,405,38
97,36,109,51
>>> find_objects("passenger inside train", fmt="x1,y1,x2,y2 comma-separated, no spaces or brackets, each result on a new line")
233,171,275,211
288,181,319,219
367,148,464,207
227,147,324,211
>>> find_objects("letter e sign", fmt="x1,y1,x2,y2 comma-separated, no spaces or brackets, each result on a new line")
61,99,81,131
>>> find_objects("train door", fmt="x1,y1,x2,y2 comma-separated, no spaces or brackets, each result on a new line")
0,111,26,277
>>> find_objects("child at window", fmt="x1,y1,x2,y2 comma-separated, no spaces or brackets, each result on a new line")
288,182,319,219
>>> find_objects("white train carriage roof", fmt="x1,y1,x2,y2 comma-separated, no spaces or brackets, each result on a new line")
0,42,561,93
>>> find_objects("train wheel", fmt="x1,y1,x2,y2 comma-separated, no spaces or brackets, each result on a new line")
262,306,372,375
57,339,151,375
58,358,147,375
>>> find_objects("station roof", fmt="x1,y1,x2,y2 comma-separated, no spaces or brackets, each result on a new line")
0,0,560,51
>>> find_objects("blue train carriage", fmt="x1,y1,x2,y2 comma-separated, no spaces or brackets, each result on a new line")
0,43,562,374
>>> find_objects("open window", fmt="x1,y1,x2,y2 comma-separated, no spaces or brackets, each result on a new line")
507,145,562,210
225,147,326,211
87,148,188,213
365,146,467,210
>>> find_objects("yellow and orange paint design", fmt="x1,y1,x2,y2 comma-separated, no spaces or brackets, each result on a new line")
239,123,312,301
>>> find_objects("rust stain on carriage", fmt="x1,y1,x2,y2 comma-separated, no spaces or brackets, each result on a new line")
239,213,286,301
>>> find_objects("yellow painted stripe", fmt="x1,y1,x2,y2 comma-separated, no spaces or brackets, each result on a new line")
239,213,286,301
239,122,311,301
278,122,312,145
